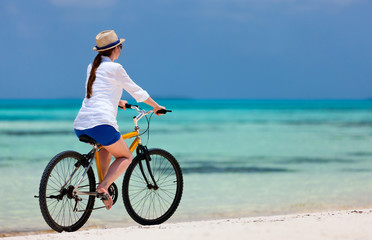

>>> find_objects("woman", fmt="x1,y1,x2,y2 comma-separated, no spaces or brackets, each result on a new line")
73,30,165,210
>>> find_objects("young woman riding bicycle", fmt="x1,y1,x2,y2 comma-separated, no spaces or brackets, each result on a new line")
73,30,165,210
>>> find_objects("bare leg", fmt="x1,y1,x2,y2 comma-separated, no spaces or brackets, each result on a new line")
96,138,132,210
97,137,132,191
98,148,112,178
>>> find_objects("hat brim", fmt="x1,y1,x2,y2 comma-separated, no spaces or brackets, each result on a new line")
93,38,125,52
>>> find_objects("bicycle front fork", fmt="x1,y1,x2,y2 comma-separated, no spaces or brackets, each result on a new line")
136,145,159,190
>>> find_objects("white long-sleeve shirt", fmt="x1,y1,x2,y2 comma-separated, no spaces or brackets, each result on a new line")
73,56,149,131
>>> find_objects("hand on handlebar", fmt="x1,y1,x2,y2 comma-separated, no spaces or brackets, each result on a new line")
119,103,172,115
154,105,166,116
118,100,128,110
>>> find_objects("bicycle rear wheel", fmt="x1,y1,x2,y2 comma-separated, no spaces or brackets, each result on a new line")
122,148,183,225
39,151,96,232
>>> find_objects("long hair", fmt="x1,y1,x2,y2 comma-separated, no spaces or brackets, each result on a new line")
86,48,115,98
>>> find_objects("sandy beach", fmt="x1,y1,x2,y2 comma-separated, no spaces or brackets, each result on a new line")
3,209,372,240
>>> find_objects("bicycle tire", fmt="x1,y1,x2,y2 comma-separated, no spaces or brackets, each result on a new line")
122,148,183,225
39,151,96,232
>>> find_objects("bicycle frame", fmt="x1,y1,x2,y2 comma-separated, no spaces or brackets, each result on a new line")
68,133,140,211
94,108,147,182
95,131,140,182
71,106,159,204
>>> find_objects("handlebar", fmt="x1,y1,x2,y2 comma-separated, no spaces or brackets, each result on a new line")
119,104,172,115
156,109,172,114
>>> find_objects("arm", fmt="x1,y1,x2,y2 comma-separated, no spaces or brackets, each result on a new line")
119,97,165,115
116,65,150,103
143,97,166,115
116,65,166,115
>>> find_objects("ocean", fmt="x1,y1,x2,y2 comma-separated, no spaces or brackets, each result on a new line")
0,99,372,234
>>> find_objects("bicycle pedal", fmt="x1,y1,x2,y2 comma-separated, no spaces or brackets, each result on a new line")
96,192,109,200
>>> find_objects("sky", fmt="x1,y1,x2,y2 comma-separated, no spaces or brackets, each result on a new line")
0,0,371,99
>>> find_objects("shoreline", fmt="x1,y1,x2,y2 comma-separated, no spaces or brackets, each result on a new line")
3,208,372,240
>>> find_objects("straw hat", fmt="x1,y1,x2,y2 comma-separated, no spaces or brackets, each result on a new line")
93,30,125,52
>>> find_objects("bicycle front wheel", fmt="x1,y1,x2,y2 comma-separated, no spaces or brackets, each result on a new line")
122,148,183,225
39,151,96,232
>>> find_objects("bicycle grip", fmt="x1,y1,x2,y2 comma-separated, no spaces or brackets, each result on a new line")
156,109,172,114
119,104,138,109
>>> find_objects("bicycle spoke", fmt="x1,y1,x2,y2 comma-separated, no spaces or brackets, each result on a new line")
126,152,180,221
40,152,95,231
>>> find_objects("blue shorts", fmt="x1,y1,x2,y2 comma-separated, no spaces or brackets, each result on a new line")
74,125,121,146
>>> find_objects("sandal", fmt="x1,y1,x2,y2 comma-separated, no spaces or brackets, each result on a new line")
97,188,113,210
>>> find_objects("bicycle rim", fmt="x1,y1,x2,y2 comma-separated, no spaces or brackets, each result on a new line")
39,151,95,232
123,149,183,225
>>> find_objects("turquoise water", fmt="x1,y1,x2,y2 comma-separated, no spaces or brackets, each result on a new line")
0,99,372,233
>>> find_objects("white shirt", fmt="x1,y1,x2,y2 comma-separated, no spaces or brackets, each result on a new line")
73,56,149,131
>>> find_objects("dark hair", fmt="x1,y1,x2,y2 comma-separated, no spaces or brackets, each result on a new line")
86,48,115,98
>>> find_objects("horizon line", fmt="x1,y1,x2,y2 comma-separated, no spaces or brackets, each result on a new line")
0,97,371,101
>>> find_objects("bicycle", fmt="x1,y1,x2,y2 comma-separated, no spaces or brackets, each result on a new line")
36,104,183,232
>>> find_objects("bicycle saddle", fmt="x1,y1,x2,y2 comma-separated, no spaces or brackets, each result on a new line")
78,135,98,145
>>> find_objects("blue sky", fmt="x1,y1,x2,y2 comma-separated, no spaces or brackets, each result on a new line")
0,0,371,99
